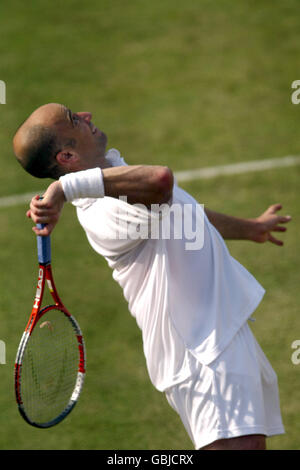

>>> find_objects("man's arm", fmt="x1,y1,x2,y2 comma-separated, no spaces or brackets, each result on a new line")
27,164,291,244
102,165,173,205
205,204,292,246
27,165,174,236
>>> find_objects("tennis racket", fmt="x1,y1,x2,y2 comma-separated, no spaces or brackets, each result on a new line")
14,223,86,428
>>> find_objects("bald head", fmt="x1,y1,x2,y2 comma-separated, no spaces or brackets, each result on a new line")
13,102,108,179
13,103,73,179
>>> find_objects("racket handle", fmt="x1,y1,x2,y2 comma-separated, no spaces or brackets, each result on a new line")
36,223,51,265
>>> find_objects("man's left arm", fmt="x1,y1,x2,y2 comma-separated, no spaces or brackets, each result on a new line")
205,204,292,246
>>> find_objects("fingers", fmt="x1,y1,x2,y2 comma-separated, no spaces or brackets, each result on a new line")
269,215,292,244
278,215,292,224
267,204,292,223
272,226,287,232
259,204,292,247
268,234,284,247
29,207,57,223
26,194,58,234
26,183,65,237
268,203,282,214
30,196,51,213
32,224,54,237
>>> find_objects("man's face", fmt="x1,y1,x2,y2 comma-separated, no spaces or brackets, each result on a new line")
27,103,108,171
57,105,108,170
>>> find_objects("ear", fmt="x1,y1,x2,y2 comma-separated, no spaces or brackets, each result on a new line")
56,150,79,169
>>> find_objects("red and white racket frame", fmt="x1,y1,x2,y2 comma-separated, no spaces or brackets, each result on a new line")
14,260,86,428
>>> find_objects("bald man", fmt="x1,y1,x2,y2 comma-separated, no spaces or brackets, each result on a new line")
13,103,289,450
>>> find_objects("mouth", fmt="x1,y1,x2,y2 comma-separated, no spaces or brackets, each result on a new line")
90,122,107,146
92,125,101,136
88,120,97,134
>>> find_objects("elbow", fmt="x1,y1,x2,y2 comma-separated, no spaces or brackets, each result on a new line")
154,166,174,204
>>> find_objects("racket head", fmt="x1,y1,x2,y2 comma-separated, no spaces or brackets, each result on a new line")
15,305,86,428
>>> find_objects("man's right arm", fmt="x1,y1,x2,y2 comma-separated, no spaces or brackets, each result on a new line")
27,165,174,236
102,165,173,206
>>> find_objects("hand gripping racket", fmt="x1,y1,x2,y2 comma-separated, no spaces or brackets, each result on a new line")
14,223,86,428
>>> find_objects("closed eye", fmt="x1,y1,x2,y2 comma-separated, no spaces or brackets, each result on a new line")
72,114,80,125
66,108,80,128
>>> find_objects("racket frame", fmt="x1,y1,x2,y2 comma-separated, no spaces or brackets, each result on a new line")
14,257,86,428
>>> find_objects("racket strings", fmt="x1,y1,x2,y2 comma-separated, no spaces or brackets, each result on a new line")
21,309,79,425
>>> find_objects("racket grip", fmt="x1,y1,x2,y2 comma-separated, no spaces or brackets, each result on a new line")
36,223,51,265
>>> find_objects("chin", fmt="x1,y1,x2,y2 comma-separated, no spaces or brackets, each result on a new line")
99,133,108,153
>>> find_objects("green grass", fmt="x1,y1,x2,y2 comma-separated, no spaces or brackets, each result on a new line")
0,0,299,450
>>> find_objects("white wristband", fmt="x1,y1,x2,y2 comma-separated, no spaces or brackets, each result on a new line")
59,167,105,202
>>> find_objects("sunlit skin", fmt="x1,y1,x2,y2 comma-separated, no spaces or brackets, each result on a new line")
54,106,110,171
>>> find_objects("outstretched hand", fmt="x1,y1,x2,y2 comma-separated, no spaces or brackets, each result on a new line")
251,204,292,246
26,181,66,236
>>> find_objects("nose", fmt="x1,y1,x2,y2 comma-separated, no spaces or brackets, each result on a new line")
77,112,92,123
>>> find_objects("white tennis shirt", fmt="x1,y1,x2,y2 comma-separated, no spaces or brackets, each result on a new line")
72,149,265,392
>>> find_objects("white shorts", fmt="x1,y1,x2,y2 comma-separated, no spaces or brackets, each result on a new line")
165,322,285,449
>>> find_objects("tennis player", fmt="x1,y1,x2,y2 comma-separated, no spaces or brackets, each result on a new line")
13,103,290,450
